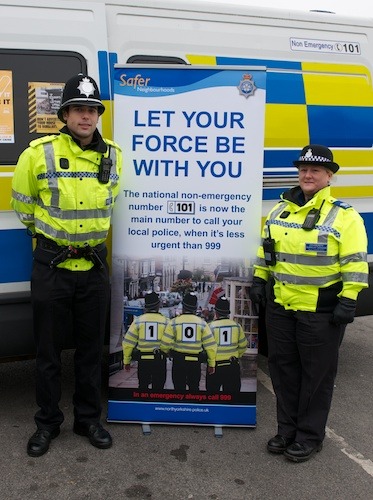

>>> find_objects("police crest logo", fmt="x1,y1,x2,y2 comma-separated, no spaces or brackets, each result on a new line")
237,73,256,98
77,77,95,97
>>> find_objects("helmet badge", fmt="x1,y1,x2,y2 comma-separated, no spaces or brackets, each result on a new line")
77,77,95,98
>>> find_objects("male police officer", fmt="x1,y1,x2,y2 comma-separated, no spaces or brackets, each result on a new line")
161,292,217,391
123,291,169,390
11,74,122,457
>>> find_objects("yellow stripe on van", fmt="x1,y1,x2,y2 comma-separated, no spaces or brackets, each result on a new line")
334,150,373,168
302,62,373,106
0,176,13,211
186,55,217,65
101,99,113,140
264,104,309,148
331,186,373,198
302,62,371,78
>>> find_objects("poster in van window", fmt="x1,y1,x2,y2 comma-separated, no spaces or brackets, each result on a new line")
108,66,266,428
0,70,14,143
28,82,64,133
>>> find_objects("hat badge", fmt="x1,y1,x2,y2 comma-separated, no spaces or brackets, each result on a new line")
77,77,95,97
304,148,313,159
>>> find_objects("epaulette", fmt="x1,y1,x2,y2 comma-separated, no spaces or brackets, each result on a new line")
105,138,122,152
29,135,59,148
332,199,352,209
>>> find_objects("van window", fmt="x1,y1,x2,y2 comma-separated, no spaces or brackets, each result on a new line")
127,55,187,65
0,49,86,165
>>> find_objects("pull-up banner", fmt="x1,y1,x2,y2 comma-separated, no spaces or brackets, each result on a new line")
108,65,266,427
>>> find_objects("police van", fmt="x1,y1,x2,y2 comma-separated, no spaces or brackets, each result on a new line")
1,0,372,359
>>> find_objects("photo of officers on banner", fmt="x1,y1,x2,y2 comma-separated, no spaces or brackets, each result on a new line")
109,282,257,415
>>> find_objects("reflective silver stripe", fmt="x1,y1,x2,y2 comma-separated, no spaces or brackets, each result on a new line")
318,204,340,247
204,339,217,348
36,198,112,220
340,252,367,265
107,145,114,200
11,189,36,204
43,142,59,207
106,144,118,200
342,272,369,284
35,220,108,243
273,272,341,285
109,144,117,174
277,252,338,265
17,213,34,222
272,204,287,219
255,257,267,267
265,204,287,235
123,339,136,347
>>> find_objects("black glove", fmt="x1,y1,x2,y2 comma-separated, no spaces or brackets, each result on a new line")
331,297,356,325
249,277,267,308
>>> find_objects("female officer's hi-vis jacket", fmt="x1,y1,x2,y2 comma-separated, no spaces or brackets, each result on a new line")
253,185,368,312
10,130,122,271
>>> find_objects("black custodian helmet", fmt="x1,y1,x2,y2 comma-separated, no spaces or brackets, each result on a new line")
57,74,105,123
293,144,339,173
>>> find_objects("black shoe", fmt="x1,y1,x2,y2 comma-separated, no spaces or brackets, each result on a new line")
73,422,112,449
267,434,294,454
284,441,323,463
27,428,60,457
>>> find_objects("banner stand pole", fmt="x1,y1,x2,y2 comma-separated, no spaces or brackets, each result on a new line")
142,424,152,436
140,423,223,437
214,426,223,438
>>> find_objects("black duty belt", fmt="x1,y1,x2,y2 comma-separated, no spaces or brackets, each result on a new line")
35,234,106,269
216,357,238,367
138,349,165,361
171,350,201,362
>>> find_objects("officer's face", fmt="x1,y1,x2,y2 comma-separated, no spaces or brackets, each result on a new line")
63,105,99,146
298,165,333,199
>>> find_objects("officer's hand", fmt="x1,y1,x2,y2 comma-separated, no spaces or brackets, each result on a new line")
249,277,267,307
124,364,131,371
331,297,357,325
207,366,215,375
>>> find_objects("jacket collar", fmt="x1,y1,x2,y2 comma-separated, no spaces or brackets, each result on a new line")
281,185,331,207
59,126,107,153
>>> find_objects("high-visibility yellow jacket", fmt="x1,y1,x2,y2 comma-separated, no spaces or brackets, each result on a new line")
123,312,169,365
253,185,368,311
11,130,122,271
161,313,217,367
208,318,247,361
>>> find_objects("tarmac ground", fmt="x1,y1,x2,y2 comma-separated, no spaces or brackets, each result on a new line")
0,316,372,500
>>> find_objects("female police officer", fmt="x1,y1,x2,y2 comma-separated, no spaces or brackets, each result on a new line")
250,144,368,462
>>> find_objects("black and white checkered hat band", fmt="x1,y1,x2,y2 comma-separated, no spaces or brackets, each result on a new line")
297,155,331,163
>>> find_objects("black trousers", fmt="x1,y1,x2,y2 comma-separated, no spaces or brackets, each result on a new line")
172,354,201,391
266,299,344,447
206,362,241,393
138,358,167,391
31,260,110,431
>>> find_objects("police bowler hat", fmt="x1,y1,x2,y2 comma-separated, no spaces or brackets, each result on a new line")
293,144,339,173
57,74,105,123
182,292,198,312
215,296,230,316
145,291,160,309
